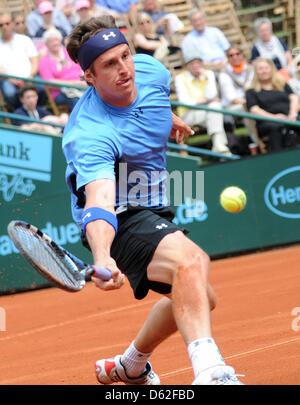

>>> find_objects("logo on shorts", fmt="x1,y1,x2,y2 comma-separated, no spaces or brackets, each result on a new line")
102,32,117,41
156,223,168,230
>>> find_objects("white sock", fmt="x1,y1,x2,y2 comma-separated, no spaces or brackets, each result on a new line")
188,337,225,378
121,341,152,377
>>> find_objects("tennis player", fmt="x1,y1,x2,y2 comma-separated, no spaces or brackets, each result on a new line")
62,16,244,385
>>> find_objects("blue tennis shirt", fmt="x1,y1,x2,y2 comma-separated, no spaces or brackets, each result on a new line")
62,54,173,228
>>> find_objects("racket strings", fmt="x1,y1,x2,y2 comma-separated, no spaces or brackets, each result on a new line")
13,226,82,290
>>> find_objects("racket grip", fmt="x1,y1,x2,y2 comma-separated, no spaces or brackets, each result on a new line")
87,266,112,281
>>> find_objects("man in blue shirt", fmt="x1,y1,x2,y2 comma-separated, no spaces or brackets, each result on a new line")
63,15,243,386
181,9,230,70
96,0,138,23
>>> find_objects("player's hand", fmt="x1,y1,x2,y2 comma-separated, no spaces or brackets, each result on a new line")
91,256,125,291
170,112,194,144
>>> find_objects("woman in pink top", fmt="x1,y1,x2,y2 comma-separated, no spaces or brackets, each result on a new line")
39,27,87,110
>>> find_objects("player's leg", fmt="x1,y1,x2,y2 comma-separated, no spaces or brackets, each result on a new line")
94,209,242,384
133,284,217,355
119,282,217,378
143,230,243,385
147,231,214,343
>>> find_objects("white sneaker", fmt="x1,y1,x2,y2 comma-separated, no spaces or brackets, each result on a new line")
212,145,232,156
192,365,244,385
95,354,160,385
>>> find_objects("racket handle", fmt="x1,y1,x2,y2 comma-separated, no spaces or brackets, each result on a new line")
87,266,112,281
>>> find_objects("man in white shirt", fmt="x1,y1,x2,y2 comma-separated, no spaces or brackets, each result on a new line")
175,52,230,154
181,9,230,71
0,12,46,108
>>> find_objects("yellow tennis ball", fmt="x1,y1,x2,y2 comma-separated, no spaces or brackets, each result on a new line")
220,186,247,213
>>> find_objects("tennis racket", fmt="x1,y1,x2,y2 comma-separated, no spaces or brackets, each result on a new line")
7,220,112,292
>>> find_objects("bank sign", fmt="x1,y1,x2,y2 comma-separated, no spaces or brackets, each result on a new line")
264,166,300,219
0,131,53,202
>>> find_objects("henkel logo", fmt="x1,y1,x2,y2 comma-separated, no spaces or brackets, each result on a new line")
264,166,300,219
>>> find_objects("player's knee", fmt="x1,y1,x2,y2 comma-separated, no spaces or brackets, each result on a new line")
177,247,210,282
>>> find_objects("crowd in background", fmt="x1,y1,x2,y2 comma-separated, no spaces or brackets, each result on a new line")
0,0,300,155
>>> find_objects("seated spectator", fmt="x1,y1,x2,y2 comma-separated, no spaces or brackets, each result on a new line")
12,83,50,125
74,0,91,24
72,0,118,26
181,9,230,71
246,58,300,152
142,0,169,35
96,0,137,25
11,83,68,134
288,53,300,102
175,52,231,155
26,0,72,39
39,28,87,111
218,45,256,143
55,0,76,24
0,12,46,109
12,12,27,35
134,12,171,60
34,1,69,40
251,18,293,75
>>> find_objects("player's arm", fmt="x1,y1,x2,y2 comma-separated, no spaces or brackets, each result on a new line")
84,178,125,291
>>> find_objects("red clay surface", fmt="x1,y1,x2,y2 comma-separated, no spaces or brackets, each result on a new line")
0,244,300,385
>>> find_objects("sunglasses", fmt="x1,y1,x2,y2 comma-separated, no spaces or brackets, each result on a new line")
0,22,11,27
228,52,241,57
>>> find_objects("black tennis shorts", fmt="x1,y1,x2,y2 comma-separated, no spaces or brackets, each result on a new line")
81,206,188,300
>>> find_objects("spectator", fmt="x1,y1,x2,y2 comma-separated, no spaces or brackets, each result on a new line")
72,0,118,26
218,45,256,143
251,18,293,74
39,28,87,111
134,12,170,60
26,0,72,39
246,57,300,152
95,0,137,24
11,83,68,134
34,1,69,40
12,83,50,125
175,52,231,155
74,0,91,24
12,12,27,35
181,9,230,71
288,53,300,101
0,12,46,109
86,0,118,19
55,0,76,24
141,0,169,36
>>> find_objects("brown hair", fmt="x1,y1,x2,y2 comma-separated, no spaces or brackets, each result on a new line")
19,83,38,98
66,16,117,65
226,44,244,57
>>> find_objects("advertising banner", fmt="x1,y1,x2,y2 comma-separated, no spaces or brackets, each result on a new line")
0,126,300,293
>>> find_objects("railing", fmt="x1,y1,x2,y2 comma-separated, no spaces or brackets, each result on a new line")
170,100,300,128
0,73,87,90
1,73,300,161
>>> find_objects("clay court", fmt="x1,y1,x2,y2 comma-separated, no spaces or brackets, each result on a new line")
0,244,299,386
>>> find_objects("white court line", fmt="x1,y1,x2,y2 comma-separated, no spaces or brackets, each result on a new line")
0,299,157,342
160,336,300,378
